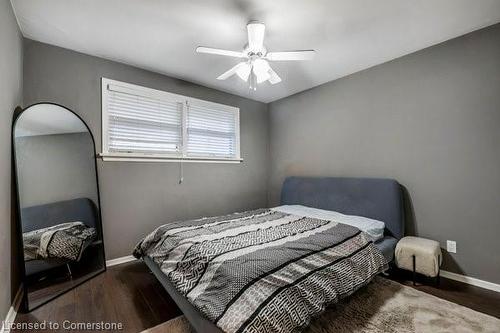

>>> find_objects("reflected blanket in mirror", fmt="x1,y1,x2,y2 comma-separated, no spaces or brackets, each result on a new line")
23,221,96,261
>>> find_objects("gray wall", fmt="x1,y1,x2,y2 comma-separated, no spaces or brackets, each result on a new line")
269,24,500,284
23,39,269,259
0,0,23,320
15,132,98,208
17,15,500,286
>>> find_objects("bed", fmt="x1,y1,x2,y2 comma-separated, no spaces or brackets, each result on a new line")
139,177,404,333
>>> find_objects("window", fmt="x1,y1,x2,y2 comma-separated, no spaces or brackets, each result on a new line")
101,78,241,162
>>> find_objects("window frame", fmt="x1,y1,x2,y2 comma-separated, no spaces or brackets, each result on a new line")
100,78,242,163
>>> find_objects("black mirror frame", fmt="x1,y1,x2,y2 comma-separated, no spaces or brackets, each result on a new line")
12,102,107,313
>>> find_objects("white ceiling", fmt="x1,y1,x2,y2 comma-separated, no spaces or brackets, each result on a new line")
11,0,500,103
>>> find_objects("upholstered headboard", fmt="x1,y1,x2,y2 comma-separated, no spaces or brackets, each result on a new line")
280,177,404,239
21,198,98,233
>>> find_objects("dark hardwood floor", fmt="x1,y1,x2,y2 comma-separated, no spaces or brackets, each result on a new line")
15,260,500,333
388,268,500,319
15,261,181,333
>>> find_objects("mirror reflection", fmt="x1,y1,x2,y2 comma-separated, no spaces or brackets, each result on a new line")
14,103,105,311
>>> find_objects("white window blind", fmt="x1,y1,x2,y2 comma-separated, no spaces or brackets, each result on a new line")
101,78,241,162
106,86,183,155
187,102,238,158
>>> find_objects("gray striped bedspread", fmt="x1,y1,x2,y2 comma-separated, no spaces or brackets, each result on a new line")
133,209,388,333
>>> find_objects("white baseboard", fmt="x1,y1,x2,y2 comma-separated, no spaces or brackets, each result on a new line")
441,270,500,293
106,255,137,267
1,287,23,333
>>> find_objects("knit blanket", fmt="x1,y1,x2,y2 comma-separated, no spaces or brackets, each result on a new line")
134,209,387,333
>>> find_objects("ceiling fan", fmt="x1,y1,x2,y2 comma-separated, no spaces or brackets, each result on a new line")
196,22,316,90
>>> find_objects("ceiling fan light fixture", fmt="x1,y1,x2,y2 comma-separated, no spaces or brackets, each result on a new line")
196,22,315,90
252,59,271,83
268,68,282,84
236,63,251,81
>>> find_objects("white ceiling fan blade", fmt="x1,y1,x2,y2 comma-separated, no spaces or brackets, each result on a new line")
267,67,282,84
217,62,248,80
266,50,316,61
196,46,245,58
247,22,265,52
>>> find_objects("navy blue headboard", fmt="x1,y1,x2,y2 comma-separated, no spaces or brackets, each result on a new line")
21,198,98,233
280,177,404,239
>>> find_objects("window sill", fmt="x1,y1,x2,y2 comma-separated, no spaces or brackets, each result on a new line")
98,153,243,164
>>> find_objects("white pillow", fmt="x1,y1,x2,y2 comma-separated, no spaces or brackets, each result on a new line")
271,205,385,241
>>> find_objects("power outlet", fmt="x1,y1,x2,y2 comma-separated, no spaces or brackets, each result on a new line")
447,240,457,253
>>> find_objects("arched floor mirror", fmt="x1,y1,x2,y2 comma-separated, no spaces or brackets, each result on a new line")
13,103,106,312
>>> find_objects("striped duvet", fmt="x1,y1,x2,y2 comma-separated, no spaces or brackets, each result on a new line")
133,209,387,333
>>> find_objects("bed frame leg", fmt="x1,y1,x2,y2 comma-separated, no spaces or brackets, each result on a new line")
436,254,440,287
66,263,72,278
412,255,416,286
